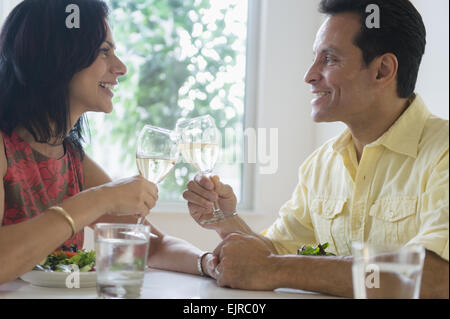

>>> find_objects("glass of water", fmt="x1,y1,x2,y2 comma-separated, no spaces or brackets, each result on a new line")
94,223,150,299
351,242,425,299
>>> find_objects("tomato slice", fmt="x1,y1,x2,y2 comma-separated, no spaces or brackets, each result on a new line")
51,250,78,258
64,251,78,258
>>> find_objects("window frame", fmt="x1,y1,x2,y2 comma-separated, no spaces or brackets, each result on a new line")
239,0,260,211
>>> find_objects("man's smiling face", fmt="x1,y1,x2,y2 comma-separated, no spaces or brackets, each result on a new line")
304,12,376,124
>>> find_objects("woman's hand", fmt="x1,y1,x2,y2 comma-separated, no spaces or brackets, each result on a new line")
98,175,158,217
202,253,220,279
183,174,237,228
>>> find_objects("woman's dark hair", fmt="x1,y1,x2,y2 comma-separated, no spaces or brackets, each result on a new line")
319,0,426,98
0,0,110,157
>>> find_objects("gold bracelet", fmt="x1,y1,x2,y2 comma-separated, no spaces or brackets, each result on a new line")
47,206,76,237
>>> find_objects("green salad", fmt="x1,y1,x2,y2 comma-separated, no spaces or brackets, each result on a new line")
297,243,336,256
34,245,96,272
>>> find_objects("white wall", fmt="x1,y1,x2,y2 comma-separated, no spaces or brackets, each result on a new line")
412,0,449,120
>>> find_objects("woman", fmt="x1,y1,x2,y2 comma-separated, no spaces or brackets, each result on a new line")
0,0,217,284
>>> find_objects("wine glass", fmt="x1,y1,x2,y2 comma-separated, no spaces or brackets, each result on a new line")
175,115,225,225
135,125,179,224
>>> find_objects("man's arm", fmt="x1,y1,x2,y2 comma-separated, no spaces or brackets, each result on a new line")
420,250,449,299
213,232,353,297
272,249,448,298
214,233,449,298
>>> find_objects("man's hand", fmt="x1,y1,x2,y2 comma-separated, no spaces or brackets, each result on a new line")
212,232,279,290
183,174,237,228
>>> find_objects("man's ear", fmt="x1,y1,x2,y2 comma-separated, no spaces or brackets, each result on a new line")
373,53,398,88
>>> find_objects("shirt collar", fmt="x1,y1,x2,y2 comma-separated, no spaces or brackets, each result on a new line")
372,94,430,158
332,128,353,154
332,94,431,158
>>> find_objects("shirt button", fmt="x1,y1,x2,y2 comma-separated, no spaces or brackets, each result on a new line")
388,211,394,218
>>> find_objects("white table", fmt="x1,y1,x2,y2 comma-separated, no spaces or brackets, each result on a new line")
0,268,339,299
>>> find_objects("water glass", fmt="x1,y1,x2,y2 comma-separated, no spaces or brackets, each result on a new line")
351,242,425,299
94,223,150,299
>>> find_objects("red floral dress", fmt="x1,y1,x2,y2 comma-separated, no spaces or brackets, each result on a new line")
2,131,84,248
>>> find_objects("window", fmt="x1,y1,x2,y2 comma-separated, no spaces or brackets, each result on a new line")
86,0,255,207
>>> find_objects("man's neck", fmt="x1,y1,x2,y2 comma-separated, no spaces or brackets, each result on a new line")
348,95,414,163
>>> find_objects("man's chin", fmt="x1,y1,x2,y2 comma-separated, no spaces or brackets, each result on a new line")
311,109,335,123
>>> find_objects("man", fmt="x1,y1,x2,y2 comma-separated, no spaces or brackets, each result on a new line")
183,0,449,298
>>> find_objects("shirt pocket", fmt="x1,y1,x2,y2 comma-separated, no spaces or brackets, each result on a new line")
367,197,418,244
310,198,347,254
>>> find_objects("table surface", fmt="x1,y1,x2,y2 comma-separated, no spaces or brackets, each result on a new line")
0,268,340,299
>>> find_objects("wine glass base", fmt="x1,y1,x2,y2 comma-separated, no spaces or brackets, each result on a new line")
199,209,234,225
200,216,226,225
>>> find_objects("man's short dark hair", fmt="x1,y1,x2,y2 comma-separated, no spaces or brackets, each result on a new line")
319,0,426,98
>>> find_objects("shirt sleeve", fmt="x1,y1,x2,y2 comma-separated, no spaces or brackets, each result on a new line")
261,168,316,255
406,150,449,262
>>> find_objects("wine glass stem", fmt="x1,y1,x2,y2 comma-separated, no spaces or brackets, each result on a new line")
137,181,160,224
200,171,225,220
213,201,224,218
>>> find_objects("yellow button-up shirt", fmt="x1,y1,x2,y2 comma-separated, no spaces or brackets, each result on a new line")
263,94,449,261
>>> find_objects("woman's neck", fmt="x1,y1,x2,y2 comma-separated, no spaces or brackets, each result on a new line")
14,127,66,159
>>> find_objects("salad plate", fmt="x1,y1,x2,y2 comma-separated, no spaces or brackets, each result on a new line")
20,246,97,288
20,270,97,288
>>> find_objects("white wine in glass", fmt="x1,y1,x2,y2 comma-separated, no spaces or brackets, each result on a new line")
175,115,225,225
136,157,176,184
177,143,220,174
136,125,179,224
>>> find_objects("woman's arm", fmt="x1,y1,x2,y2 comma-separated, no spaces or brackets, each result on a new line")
0,187,110,284
0,136,157,284
0,136,111,283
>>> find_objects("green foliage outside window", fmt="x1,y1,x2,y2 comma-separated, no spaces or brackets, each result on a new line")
85,0,248,201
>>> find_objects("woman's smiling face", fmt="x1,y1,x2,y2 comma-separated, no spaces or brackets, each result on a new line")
68,23,127,118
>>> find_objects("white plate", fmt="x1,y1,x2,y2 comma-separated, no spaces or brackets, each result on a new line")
20,270,97,288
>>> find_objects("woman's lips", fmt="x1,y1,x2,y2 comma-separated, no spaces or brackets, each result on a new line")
99,82,115,97
99,85,114,97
